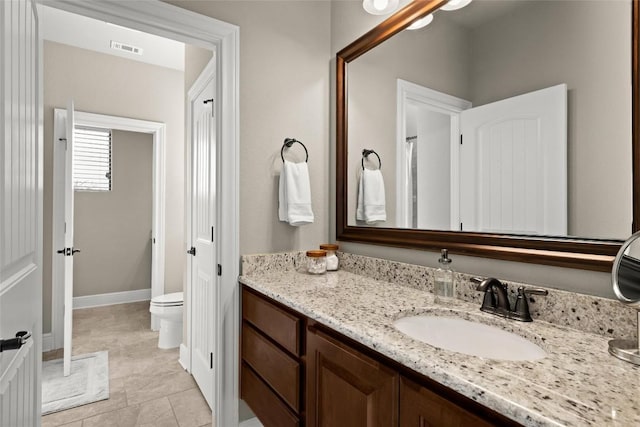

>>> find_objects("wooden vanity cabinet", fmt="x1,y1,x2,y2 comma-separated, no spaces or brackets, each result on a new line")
306,326,399,426
241,287,304,427
241,286,521,427
399,376,494,427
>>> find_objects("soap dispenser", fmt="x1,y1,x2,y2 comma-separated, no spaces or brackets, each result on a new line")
434,249,455,302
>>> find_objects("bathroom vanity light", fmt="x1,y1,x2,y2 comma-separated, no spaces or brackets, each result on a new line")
406,14,434,30
440,0,472,11
362,0,399,15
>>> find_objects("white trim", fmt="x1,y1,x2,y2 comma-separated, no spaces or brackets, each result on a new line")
179,343,191,372
396,79,471,230
43,3,240,425
51,109,166,348
42,333,54,352
72,288,151,309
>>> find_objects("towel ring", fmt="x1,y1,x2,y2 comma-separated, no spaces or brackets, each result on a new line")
361,149,381,170
281,138,309,162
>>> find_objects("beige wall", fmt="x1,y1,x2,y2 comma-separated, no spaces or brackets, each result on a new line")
74,130,153,297
172,1,331,255
43,41,185,333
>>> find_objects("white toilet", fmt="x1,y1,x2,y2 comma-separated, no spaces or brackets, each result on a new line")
149,292,184,349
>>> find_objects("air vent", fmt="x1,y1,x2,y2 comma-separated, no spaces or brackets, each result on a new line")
110,40,143,56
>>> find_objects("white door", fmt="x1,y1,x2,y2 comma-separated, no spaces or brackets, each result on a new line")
52,103,77,377
0,0,42,424
190,75,216,409
460,84,567,235
62,101,76,376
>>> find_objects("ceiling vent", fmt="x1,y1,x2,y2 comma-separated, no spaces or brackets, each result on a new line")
110,40,143,56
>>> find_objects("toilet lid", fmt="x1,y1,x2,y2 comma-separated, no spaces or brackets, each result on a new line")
151,292,183,306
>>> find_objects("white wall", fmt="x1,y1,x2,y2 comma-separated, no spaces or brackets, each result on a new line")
416,109,451,230
43,40,185,332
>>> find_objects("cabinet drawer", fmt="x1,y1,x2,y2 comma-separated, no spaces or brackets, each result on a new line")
241,362,300,427
242,323,300,412
242,288,301,356
400,376,494,427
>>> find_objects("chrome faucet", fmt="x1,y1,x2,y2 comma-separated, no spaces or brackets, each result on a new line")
471,277,548,322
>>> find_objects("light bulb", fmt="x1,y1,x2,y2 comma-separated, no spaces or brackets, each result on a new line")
362,0,399,15
373,0,388,11
407,14,434,30
440,0,472,11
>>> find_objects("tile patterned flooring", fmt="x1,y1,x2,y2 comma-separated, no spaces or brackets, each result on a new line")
42,301,212,427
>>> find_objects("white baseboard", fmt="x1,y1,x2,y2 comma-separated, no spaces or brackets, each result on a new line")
73,288,151,309
179,343,190,372
42,333,53,352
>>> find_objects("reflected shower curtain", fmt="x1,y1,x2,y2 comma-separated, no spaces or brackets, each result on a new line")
405,136,418,229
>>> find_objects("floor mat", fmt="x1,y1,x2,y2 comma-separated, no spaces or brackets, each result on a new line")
41,351,109,415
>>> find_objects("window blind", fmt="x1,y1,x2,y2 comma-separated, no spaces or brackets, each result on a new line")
73,126,112,191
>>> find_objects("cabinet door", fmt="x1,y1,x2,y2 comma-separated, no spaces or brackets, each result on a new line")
306,327,398,427
400,376,495,427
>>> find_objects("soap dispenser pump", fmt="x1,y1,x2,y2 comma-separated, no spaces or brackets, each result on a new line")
434,249,455,302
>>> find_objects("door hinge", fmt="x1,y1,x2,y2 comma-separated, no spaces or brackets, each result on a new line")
460,222,463,231
210,352,213,369
217,264,222,276
187,247,196,256
211,226,214,243
460,134,463,145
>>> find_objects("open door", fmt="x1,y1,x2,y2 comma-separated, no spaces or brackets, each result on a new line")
0,0,42,424
189,66,217,409
460,84,567,236
52,101,77,377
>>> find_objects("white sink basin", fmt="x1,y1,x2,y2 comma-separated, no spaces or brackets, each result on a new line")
393,315,547,361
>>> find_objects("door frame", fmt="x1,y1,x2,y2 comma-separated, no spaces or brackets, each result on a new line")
42,1,240,426
52,109,167,347
396,79,471,230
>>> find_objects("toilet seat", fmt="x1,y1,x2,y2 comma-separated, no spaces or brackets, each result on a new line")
151,292,183,307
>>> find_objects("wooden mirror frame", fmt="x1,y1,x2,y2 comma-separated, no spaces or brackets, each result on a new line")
336,0,640,272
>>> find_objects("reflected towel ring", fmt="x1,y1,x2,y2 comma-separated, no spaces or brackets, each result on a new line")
281,138,309,162
362,149,381,170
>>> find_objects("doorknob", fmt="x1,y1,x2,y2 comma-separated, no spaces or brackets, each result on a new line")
72,248,81,255
0,331,31,353
187,247,196,256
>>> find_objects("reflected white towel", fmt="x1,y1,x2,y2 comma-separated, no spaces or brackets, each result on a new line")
356,168,386,224
279,160,314,226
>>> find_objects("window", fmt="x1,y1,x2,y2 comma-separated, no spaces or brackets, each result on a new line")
73,126,112,191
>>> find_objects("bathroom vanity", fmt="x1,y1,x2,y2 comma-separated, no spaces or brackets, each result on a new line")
241,285,510,426
239,253,640,427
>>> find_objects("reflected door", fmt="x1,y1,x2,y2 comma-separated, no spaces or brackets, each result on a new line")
460,84,567,235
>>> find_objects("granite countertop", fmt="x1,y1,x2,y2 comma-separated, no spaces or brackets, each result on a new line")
239,269,640,427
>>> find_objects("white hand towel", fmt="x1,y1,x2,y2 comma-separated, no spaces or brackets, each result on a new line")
356,168,386,224
279,160,314,226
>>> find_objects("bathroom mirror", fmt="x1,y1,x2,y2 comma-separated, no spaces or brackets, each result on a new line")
612,231,640,306
609,231,640,365
336,0,639,271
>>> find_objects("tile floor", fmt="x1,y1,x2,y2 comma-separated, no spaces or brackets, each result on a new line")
42,301,212,427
